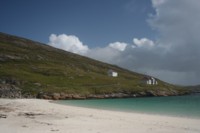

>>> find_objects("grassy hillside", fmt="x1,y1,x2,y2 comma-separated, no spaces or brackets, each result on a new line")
0,32,187,97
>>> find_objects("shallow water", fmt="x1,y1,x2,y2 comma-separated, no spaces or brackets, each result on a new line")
58,94,200,118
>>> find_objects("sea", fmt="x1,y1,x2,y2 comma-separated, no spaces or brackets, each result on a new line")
57,94,200,118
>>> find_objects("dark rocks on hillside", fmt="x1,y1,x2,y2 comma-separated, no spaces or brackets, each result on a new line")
0,78,37,99
52,93,61,100
34,83,41,87
36,89,186,100
37,92,86,100
37,92,51,100
0,84,21,98
23,93,36,98
59,92,66,99
0,78,22,86
72,94,86,100
42,94,52,100
87,94,105,99
37,92,72,100
0,54,22,61
64,94,73,99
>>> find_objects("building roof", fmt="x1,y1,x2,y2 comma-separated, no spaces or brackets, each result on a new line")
143,76,155,80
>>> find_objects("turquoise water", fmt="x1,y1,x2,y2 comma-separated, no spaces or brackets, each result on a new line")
58,94,200,118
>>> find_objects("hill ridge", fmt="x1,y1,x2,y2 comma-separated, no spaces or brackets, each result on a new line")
0,32,188,99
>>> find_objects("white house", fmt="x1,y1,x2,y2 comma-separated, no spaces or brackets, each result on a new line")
143,76,158,85
107,69,118,77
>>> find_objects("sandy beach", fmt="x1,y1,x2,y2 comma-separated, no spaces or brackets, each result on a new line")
0,99,200,133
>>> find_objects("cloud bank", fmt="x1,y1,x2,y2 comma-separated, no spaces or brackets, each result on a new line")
147,0,200,85
48,0,200,85
133,38,155,48
48,34,89,55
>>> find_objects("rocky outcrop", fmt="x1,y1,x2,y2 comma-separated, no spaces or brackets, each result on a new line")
72,94,86,100
0,78,22,86
37,92,73,100
0,84,21,98
0,88,188,99
0,78,35,99
36,89,188,100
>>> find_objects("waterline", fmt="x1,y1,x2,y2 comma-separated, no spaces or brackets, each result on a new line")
57,94,200,118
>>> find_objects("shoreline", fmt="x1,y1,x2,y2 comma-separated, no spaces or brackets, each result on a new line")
37,91,189,100
55,94,200,119
0,98,200,133
55,101,200,120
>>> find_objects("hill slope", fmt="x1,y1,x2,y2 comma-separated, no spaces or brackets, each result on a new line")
0,32,188,99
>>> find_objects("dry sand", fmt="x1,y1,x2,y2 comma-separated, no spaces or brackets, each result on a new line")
0,99,200,133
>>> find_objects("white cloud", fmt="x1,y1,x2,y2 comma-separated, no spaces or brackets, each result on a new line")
48,34,89,55
133,38,155,48
48,34,127,64
86,42,129,64
86,47,121,63
108,42,127,51
152,0,166,7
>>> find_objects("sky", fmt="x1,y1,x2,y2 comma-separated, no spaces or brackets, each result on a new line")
1,0,200,86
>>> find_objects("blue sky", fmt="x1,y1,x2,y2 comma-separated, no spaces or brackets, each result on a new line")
1,0,200,85
0,0,155,46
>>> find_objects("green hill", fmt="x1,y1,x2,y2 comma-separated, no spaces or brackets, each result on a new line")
0,32,188,99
